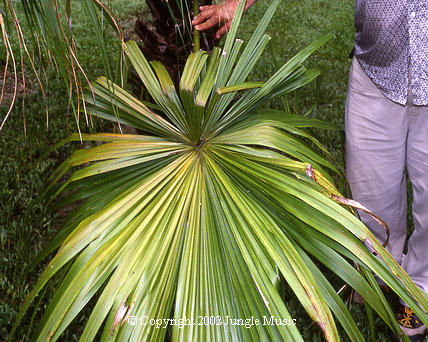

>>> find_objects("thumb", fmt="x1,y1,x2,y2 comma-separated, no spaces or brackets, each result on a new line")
215,20,232,39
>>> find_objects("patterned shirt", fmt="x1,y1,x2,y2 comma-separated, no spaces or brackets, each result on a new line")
354,0,428,105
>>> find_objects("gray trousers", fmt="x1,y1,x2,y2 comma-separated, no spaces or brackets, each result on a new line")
345,57,428,294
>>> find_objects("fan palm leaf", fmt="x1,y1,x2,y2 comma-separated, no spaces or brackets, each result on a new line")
11,1,428,341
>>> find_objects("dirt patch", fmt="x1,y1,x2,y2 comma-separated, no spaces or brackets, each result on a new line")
0,69,39,107
121,15,140,42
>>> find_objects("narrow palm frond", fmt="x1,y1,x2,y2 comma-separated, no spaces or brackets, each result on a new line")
2,0,124,129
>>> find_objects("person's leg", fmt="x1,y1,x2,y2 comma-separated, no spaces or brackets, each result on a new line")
346,57,427,341
345,57,408,262
401,101,428,295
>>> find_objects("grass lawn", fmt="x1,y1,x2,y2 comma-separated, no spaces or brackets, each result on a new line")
0,0,414,341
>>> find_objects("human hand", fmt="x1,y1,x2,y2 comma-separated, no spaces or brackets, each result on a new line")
192,0,256,40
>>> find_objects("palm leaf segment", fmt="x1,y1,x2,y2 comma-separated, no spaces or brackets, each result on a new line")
13,1,428,341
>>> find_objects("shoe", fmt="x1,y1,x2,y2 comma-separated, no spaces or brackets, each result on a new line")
395,304,427,342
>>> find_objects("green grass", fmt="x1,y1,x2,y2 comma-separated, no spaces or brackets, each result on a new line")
1,0,418,341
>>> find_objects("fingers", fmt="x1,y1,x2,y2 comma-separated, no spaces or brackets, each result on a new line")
192,5,216,26
194,16,221,32
192,1,238,39
215,20,232,39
